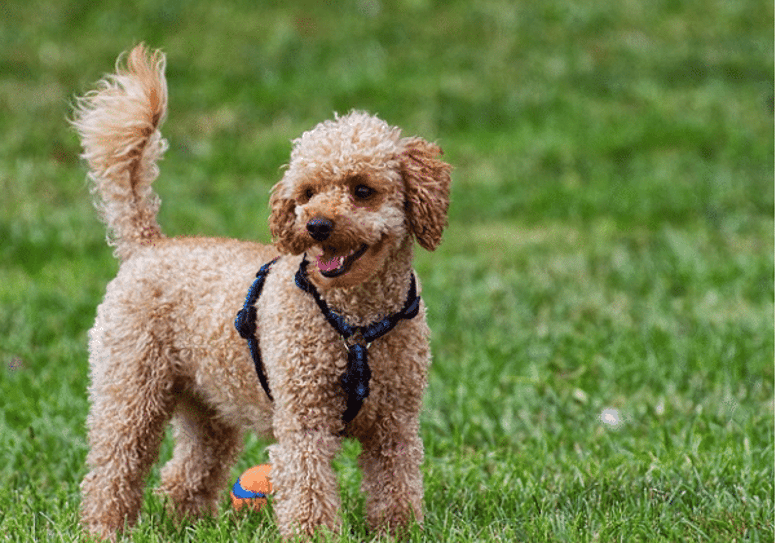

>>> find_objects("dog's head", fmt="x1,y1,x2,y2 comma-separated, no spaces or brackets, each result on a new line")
269,111,451,289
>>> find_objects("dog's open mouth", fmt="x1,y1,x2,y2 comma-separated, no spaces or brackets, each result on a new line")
316,244,369,278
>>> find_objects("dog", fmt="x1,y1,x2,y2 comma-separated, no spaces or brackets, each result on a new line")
73,44,450,540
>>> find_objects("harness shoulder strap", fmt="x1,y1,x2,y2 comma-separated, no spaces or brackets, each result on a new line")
235,257,278,401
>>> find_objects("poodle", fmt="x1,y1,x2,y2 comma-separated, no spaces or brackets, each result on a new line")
72,44,451,541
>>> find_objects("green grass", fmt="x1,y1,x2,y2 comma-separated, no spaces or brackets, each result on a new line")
1,0,773,541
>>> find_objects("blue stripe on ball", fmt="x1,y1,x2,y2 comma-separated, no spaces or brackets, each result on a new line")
232,477,267,499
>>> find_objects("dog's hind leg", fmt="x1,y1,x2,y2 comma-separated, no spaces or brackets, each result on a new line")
80,330,178,540
158,394,243,519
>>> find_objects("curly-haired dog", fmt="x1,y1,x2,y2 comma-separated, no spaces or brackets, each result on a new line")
73,45,450,540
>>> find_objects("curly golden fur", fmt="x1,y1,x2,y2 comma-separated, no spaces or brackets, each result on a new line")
73,45,451,541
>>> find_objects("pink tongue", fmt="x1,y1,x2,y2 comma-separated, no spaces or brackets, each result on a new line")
317,255,341,272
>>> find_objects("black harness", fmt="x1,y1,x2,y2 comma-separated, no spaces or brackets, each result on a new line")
235,255,421,423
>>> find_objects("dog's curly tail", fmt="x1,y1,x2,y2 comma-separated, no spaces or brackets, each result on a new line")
72,44,168,261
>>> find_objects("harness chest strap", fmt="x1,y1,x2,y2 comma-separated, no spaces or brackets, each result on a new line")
235,256,421,423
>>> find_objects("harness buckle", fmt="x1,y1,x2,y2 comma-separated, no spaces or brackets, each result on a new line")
343,331,371,352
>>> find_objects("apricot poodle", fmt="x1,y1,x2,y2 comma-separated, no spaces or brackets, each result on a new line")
73,45,450,540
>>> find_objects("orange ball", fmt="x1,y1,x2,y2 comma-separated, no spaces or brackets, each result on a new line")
230,464,273,512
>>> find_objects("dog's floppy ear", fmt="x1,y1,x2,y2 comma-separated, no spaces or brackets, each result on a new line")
400,137,452,251
268,179,298,254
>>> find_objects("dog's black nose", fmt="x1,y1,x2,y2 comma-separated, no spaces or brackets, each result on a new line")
306,217,334,241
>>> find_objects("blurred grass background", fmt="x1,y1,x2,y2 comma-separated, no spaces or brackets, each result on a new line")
0,0,773,541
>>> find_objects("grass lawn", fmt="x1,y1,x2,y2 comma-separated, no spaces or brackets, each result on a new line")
1,0,773,541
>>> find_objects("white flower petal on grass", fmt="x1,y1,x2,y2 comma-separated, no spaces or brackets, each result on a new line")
599,408,623,429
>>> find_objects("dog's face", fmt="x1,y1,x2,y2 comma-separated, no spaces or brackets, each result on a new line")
269,112,451,289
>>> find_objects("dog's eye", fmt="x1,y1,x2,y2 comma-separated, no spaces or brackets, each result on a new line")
354,185,374,200
301,188,314,202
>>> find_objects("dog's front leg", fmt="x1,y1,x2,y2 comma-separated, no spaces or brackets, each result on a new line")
269,422,343,539
359,425,425,537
